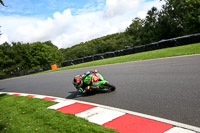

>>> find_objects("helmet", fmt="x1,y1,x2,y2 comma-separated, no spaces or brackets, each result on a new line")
73,75,83,88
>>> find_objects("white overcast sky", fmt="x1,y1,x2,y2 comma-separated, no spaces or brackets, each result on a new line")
0,0,165,48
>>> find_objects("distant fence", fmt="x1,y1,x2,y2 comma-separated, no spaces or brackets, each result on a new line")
0,66,52,80
61,33,200,67
0,33,200,80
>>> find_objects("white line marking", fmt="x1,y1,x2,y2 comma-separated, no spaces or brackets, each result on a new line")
5,92,17,95
53,99,66,103
76,107,125,125
18,93,28,96
165,127,196,133
48,101,76,110
33,95,47,99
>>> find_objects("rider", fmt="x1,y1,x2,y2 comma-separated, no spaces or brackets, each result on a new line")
72,69,98,93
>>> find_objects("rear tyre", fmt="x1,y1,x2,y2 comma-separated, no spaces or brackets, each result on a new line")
105,83,116,91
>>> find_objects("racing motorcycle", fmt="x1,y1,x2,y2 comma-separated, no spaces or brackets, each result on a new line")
73,70,116,94
88,72,116,92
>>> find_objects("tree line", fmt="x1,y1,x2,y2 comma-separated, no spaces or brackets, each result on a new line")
0,41,64,74
0,0,199,75
60,0,200,60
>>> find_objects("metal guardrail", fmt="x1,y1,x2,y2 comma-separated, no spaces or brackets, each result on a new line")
62,33,200,67
0,66,52,80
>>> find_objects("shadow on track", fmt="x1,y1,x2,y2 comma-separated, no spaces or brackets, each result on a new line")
66,89,112,99
65,91,83,99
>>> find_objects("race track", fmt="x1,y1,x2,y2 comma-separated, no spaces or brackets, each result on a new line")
1,54,200,127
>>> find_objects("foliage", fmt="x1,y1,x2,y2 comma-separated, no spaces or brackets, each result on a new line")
0,0,6,7
0,0,7,36
60,0,200,60
0,41,64,74
61,33,134,60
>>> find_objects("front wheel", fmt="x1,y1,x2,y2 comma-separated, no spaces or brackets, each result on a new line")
104,83,116,91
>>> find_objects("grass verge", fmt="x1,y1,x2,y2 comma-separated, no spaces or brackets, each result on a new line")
0,94,117,133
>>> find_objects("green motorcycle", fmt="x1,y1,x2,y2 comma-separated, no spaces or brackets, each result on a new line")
73,70,116,94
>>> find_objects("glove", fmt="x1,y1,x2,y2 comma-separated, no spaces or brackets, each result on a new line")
91,69,98,73
86,86,92,91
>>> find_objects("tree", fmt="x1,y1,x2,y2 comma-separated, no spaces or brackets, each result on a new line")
0,26,2,36
11,42,32,71
0,0,7,38
158,0,185,38
0,41,64,74
182,0,200,34
143,7,160,44
43,41,58,49
125,0,200,46
0,42,17,74
30,42,64,68
0,0,7,7
125,18,145,46
158,0,200,37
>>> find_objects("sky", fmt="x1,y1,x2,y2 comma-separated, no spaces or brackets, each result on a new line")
0,0,165,48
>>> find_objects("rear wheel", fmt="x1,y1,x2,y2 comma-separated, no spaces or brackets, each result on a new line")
105,83,116,91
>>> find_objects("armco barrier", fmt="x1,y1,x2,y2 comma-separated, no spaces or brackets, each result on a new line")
123,48,135,55
0,75,12,80
62,60,73,67
0,66,51,80
57,33,200,68
104,52,115,59
175,33,200,46
134,45,146,53
94,54,104,60
72,58,84,65
175,35,192,46
190,33,200,44
145,42,160,51
114,50,124,56
83,56,94,62
43,66,51,71
157,39,176,49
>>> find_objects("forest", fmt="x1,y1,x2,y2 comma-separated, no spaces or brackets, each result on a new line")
0,0,200,75
0,41,64,74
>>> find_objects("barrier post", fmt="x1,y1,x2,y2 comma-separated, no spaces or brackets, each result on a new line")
51,64,58,70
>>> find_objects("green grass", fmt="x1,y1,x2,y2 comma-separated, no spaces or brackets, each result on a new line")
0,94,117,133
46,43,200,73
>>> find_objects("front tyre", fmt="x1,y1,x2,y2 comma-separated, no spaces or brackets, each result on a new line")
105,83,116,91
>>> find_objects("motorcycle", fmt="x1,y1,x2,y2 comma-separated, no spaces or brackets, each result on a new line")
88,72,116,92
74,70,116,94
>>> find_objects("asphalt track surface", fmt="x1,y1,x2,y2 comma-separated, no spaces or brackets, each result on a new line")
1,54,200,127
